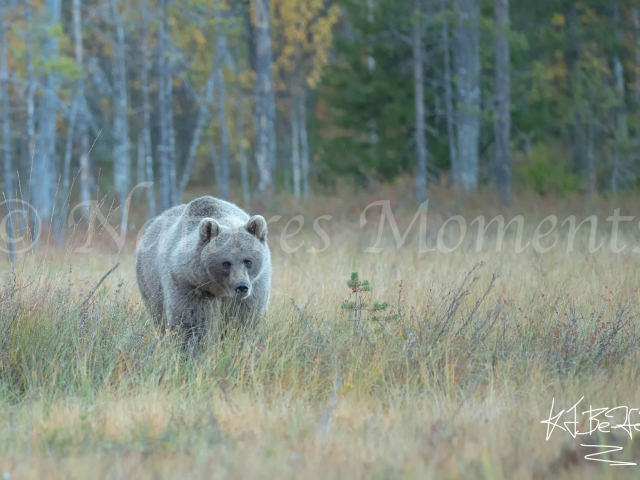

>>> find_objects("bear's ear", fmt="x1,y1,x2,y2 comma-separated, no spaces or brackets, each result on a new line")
246,215,267,242
199,218,219,243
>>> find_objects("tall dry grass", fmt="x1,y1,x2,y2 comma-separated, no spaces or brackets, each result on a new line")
1,195,640,478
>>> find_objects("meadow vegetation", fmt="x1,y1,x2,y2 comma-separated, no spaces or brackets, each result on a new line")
1,191,640,478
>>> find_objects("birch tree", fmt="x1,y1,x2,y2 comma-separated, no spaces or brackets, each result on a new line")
158,0,174,211
253,0,275,193
452,0,480,192
31,0,62,227
494,0,511,205
441,0,457,185
111,0,130,232
140,1,156,218
413,0,427,204
25,0,36,184
0,2,15,263
298,92,309,199
273,0,339,198
73,0,91,212
611,4,627,194
216,5,230,201
291,93,301,198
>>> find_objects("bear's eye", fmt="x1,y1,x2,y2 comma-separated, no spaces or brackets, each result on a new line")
244,260,252,268
223,262,231,269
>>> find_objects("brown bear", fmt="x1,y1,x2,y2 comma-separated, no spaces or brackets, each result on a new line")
135,196,271,340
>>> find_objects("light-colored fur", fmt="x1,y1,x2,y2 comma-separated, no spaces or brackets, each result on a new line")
135,196,271,339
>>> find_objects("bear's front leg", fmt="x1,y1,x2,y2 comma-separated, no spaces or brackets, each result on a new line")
165,287,221,344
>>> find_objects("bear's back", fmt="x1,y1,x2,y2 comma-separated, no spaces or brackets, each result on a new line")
184,196,250,227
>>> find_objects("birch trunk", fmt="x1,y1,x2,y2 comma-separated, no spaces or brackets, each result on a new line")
494,0,511,205
217,79,230,200
216,21,230,201
136,134,144,196
158,0,173,211
32,0,62,229
611,4,627,193
366,0,378,148
237,97,251,202
253,0,275,193
291,95,301,198
441,0,457,185
25,0,36,183
72,0,90,213
613,5,628,143
452,0,480,192
141,2,156,218
111,0,130,234
0,3,15,263
413,0,428,204
299,90,310,200
587,101,595,197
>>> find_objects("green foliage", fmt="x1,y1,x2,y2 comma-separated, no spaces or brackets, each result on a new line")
515,144,579,196
314,0,640,195
341,271,396,334
346,272,371,292
317,0,416,184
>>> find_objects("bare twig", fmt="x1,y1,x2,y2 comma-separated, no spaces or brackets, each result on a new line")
79,262,120,308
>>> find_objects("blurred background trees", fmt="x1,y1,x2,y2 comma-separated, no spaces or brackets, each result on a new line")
1,0,640,228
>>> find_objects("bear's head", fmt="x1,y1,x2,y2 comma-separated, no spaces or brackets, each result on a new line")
196,215,268,299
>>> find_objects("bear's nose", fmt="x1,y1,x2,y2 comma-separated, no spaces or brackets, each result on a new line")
235,283,249,295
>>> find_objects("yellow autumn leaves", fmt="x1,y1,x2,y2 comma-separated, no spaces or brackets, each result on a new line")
272,0,340,91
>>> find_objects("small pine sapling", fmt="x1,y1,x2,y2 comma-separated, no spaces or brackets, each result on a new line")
342,272,395,335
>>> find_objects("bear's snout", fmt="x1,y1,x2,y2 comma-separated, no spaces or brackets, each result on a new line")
235,282,250,297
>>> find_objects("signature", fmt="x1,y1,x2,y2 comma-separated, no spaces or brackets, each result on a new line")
541,397,639,466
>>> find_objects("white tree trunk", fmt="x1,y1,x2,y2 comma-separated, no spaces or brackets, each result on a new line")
73,0,91,211
141,2,156,218
613,4,628,142
111,0,130,234
291,95,301,198
136,134,145,196
612,4,627,194
158,0,173,211
0,2,15,263
587,96,595,197
32,0,62,229
253,0,275,193
413,0,428,204
452,0,480,193
25,0,36,185
216,20,230,201
298,90,310,199
441,0,457,185
494,0,511,205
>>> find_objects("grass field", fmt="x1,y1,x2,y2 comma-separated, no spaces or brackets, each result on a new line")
1,192,640,479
